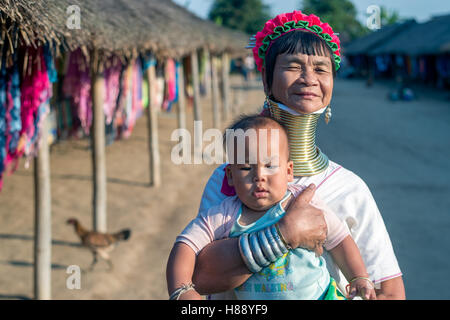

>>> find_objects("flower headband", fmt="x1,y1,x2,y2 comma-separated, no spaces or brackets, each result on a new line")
248,10,341,72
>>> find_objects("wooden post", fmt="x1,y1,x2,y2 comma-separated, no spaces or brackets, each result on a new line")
221,52,230,122
191,50,201,121
191,50,202,160
33,116,52,300
211,55,221,128
145,59,161,187
91,50,107,232
203,48,212,98
176,59,186,131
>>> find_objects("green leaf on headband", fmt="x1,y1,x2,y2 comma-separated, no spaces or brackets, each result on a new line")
310,25,323,34
329,42,338,51
296,20,309,28
273,26,285,34
334,54,341,64
258,46,266,58
284,21,296,30
321,33,332,41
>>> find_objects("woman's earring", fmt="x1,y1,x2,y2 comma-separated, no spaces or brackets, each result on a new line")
325,105,332,124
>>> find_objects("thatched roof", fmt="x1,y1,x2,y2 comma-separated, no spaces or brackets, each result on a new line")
0,0,248,60
371,14,450,56
343,20,416,55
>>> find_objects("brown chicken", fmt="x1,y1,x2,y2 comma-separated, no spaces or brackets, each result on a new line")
67,218,131,271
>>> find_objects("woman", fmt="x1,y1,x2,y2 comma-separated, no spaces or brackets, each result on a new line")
168,10,405,299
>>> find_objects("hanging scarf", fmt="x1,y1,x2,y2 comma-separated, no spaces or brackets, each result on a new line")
63,48,92,134
103,56,122,125
18,47,52,165
163,58,176,111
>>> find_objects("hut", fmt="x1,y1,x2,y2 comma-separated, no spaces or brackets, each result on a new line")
371,14,450,88
0,0,247,299
344,14,450,89
343,20,416,80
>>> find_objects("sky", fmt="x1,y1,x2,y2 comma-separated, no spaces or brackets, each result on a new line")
172,0,450,24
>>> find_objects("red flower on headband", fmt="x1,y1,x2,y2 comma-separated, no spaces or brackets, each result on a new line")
261,20,277,37
292,10,308,22
306,14,321,27
320,22,334,37
252,10,341,71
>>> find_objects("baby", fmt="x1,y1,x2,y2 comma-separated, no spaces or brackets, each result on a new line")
167,115,376,300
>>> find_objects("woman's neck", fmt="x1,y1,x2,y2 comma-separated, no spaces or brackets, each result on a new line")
266,99,329,176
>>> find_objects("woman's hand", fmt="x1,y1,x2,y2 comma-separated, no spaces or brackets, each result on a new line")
277,184,328,256
348,278,377,300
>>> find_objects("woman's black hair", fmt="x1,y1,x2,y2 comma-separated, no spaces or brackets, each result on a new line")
264,30,336,93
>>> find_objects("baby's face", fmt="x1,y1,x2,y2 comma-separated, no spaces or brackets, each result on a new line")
226,125,293,211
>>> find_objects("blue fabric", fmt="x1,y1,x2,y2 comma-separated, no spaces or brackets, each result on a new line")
9,63,21,154
44,44,58,83
230,190,331,300
0,61,6,177
141,53,157,71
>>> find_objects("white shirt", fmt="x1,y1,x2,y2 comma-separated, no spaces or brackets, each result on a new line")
196,161,402,297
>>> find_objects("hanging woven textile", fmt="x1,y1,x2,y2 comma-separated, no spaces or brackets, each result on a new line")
63,48,92,135
18,46,52,166
162,58,176,111
103,56,122,125
3,59,22,179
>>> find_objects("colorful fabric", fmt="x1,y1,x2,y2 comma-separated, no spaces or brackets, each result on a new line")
115,59,143,138
163,58,176,111
103,56,122,125
63,48,92,134
321,278,346,300
19,47,52,162
252,10,341,72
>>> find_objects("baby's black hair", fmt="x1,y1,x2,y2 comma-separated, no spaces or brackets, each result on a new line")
223,114,290,159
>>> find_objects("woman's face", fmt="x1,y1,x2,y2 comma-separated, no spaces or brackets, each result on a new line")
266,52,334,114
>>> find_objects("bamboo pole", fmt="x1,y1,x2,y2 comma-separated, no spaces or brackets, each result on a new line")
90,50,107,232
176,59,186,131
191,50,202,160
145,60,161,187
191,50,201,121
33,116,52,300
203,48,211,98
221,52,230,122
211,55,220,128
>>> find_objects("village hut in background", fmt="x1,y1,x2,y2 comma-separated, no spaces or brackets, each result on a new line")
0,0,247,300
343,14,450,90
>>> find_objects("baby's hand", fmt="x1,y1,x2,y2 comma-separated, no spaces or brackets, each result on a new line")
347,277,377,300
178,289,203,300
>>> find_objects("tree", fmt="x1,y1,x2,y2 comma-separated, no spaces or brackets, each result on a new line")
300,0,366,43
380,6,401,26
208,0,271,35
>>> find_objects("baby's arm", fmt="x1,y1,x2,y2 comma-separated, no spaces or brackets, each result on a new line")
329,236,377,300
166,198,237,299
166,243,202,300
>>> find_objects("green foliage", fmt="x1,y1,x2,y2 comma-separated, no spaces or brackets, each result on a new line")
208,0,271,35
300,0,367,42
380,6,401,26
